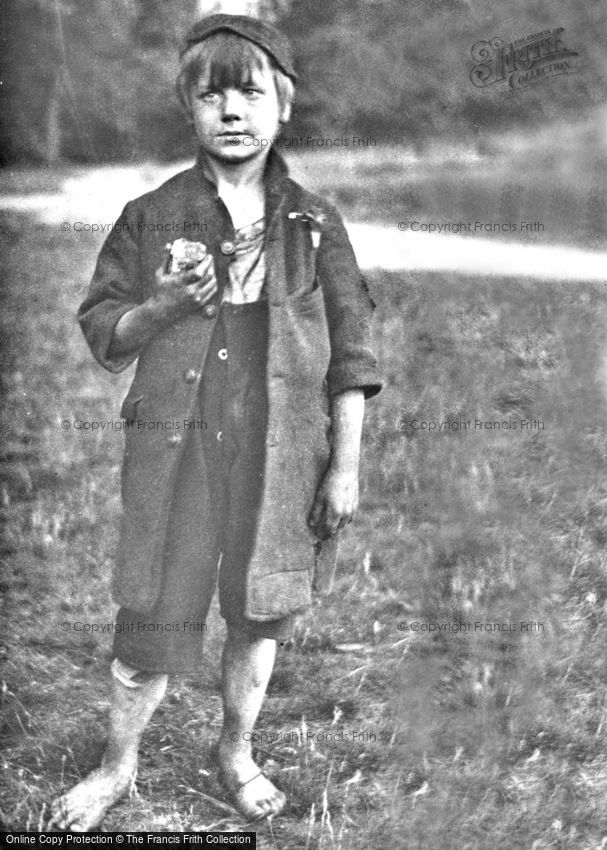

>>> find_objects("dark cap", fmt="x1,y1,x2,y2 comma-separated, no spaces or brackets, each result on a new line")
180,14,297,81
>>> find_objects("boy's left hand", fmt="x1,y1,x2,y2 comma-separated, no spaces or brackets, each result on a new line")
308,467,359,540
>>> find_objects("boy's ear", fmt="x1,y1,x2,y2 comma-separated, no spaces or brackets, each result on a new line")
279,101,292,124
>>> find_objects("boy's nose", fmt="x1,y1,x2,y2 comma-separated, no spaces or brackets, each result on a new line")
221,90,244,120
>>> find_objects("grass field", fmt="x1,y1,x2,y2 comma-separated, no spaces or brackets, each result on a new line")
287,128,607,251
2,150,607,848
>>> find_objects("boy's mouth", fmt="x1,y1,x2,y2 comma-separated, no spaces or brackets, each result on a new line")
217,132,254,147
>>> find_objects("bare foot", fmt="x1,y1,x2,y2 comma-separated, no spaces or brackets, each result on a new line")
218,743,286,821
49,755,137,831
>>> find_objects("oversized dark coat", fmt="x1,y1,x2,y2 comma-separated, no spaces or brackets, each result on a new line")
78,149,381,620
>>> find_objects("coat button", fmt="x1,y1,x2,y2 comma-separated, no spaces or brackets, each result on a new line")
217,348,228,361
167,433,182,446
183,368,199,383
220,239,236,255
203,303,217,318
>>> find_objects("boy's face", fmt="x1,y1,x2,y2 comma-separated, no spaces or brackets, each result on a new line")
190,50,289,165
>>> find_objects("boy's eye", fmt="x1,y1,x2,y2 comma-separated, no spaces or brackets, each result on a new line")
194,86,264,102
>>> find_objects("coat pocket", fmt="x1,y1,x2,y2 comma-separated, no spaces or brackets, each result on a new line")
120,394,144,423
285,277,323,312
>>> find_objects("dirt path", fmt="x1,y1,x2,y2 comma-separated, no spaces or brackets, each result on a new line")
347,222,607,282
2,163,606,281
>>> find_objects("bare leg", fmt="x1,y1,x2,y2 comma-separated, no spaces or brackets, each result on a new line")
49,667,167,831
217,625,286,820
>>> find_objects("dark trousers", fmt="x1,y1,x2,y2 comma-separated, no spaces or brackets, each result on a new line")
113,301,296,673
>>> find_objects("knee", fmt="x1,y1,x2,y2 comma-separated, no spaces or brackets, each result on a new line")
111,657,166,689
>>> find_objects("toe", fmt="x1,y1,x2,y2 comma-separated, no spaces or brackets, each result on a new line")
223,765,286,821
70,820,93,832
49,802,67,829
252,806,270,822
253,792,281,820
49,795,64,817
57,811,74,830
270,792,286,815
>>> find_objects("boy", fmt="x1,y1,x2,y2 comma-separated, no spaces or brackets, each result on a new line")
50,14,381,830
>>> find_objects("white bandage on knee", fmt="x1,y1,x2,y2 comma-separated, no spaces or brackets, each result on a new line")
111,657,148,689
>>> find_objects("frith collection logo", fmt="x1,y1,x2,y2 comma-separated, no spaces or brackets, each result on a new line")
470,27,579,91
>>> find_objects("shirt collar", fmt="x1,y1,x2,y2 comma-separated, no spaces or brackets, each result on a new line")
195,146,289,228
195,145,289,194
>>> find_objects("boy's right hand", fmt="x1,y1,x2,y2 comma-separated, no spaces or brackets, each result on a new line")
107,255,218,359
150,255,218,319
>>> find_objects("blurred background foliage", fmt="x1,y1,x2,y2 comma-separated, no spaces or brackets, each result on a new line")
1,0,605,164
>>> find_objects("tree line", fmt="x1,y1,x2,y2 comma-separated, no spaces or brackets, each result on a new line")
1,0,604,164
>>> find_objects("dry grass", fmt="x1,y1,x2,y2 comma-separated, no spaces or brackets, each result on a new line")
2,150,607,848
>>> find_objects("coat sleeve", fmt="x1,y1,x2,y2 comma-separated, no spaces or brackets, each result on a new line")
315,202,382,399
77,202,143,373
